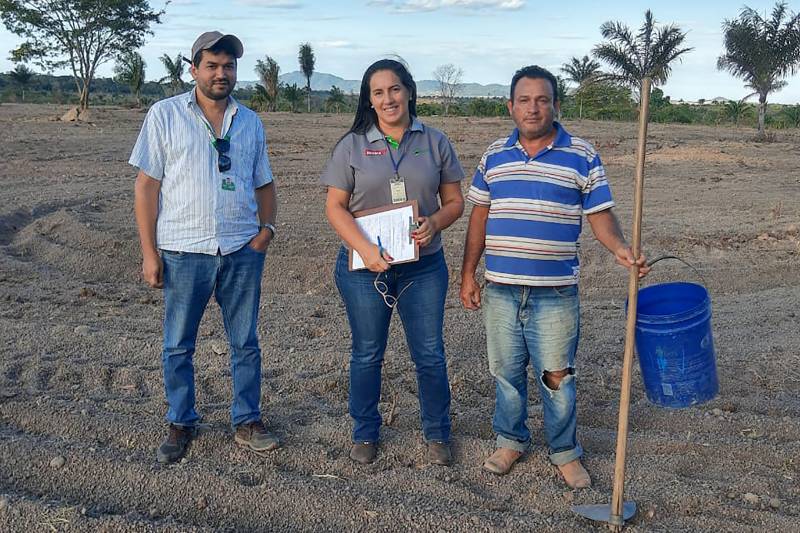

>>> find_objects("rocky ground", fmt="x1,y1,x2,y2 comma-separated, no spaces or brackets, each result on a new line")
0,103,798,531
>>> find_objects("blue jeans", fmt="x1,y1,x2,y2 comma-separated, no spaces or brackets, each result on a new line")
161,244,265,427
483,282,582,466
334,247,451,443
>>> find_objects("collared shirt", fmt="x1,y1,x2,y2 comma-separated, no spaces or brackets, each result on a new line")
129,89,274,255
320,117,465,256
466,122,614,286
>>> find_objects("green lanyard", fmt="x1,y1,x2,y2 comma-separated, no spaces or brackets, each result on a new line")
193,105,234,148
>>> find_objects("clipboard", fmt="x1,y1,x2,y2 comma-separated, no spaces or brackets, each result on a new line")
348,200,420,271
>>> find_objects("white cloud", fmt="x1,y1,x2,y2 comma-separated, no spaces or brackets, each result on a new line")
234,0,303,8
373,0,525,13
318,40,357,48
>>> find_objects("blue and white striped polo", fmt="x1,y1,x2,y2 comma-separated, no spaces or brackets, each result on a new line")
466,122,614,286
129,89,274,256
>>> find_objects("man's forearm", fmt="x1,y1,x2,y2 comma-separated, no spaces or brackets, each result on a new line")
587,209,628,254
134,172,161,257
461,205,489,277
256,182,277,226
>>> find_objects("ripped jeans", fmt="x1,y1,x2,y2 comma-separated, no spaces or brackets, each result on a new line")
483,281,582,466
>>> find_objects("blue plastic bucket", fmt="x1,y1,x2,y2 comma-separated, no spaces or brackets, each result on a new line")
633,281,718,408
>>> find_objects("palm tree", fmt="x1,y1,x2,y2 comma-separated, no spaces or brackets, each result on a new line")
114,51,146,108
159,54,186,96
554,75,569,121
717,2,800,137
298,43,315,112
326,85,346,113
783,104,800,128
724,100,752,126
250,84,271,112
9,64,34,102
593,10,692,102
282,83,303,112
561,55,602,119
255,56,280,112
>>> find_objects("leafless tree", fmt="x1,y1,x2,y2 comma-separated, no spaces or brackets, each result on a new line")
433,63,463,116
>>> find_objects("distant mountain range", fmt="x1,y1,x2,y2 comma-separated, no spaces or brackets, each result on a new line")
238,70,510,98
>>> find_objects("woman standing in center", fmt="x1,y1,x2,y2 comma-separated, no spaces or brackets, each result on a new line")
320,59,465,466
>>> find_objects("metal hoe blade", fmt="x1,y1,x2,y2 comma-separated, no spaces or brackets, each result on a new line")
571,502,636,527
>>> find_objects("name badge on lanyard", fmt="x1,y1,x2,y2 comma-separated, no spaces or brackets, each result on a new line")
386,137,408,204
390,175,407,203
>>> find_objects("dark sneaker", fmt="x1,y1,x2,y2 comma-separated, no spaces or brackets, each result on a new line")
157,424,196,464
235,419,280,453
349,442,378,464
427,441,452,466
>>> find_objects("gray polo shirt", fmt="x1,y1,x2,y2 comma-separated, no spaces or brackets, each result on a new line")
320,117,465,255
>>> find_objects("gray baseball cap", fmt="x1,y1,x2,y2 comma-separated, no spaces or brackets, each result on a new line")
190,31,244,61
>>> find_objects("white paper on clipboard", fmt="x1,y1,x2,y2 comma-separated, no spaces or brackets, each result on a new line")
351,203,417,270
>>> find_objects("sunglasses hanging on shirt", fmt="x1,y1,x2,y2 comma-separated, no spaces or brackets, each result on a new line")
212,137,231,172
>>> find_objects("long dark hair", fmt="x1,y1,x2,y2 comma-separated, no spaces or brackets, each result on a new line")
347,59,417,136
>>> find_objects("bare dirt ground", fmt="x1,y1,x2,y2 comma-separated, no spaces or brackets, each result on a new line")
0,103,798,532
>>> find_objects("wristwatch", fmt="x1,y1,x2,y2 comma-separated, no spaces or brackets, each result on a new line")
260,222,276,238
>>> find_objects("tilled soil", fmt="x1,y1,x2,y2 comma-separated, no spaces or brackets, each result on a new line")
0,104,798,532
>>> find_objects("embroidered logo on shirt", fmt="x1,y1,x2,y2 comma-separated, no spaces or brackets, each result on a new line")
413,149,429,156
365,148,387,156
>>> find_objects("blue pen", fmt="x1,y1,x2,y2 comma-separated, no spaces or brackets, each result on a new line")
377,236,384,257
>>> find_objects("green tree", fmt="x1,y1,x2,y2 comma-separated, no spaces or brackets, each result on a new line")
593,10,692,102
723,100,752,126
282,83,302,112
326,85,346,113
579,81,635,121
249,84,271,112
159,54,186,96
255,56,280,112
782,104,800,128
0,0,163,110
298,42,315,112
561,55,602,119
8,63,33,101
114,51,146,108
717,2,800,137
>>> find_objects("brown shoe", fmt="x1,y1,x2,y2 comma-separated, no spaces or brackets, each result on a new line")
558,459,591,489
349,442,378,464
235,419,280,453
427,441,452,466
482,448,523,475
157,424,196,464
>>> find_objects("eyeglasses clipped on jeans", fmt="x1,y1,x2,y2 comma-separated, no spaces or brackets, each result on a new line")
213,137,231,172
374,271,414,308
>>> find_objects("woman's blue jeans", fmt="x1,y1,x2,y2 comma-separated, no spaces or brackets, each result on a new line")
161,244,265,427
483,282,583,466
334,247,451,443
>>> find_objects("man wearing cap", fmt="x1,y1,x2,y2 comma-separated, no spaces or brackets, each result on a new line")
131,31,279,463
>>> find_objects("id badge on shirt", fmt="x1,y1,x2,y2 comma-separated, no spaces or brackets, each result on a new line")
390,176,407,203
221,177,236,191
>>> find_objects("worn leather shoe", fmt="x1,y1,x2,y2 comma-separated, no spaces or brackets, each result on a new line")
235,419,280,453
482,448,523,475
558,459,591,489
157,424,196,464
349,442,378,464
427,441,452,466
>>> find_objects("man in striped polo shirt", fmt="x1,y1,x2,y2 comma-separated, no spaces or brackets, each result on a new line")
132,32,279,463
460,65,649,488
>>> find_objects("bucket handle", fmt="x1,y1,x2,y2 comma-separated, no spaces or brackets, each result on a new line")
645,255,707,286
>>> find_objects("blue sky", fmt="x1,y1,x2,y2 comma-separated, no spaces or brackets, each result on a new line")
2,0,800,103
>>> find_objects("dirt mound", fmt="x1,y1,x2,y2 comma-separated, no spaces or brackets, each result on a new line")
1,106,799,531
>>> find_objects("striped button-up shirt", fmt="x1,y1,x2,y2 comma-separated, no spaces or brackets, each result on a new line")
129,89,274,255
466,122,614,286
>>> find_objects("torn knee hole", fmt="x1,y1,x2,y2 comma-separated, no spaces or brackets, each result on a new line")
543,368,574,390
